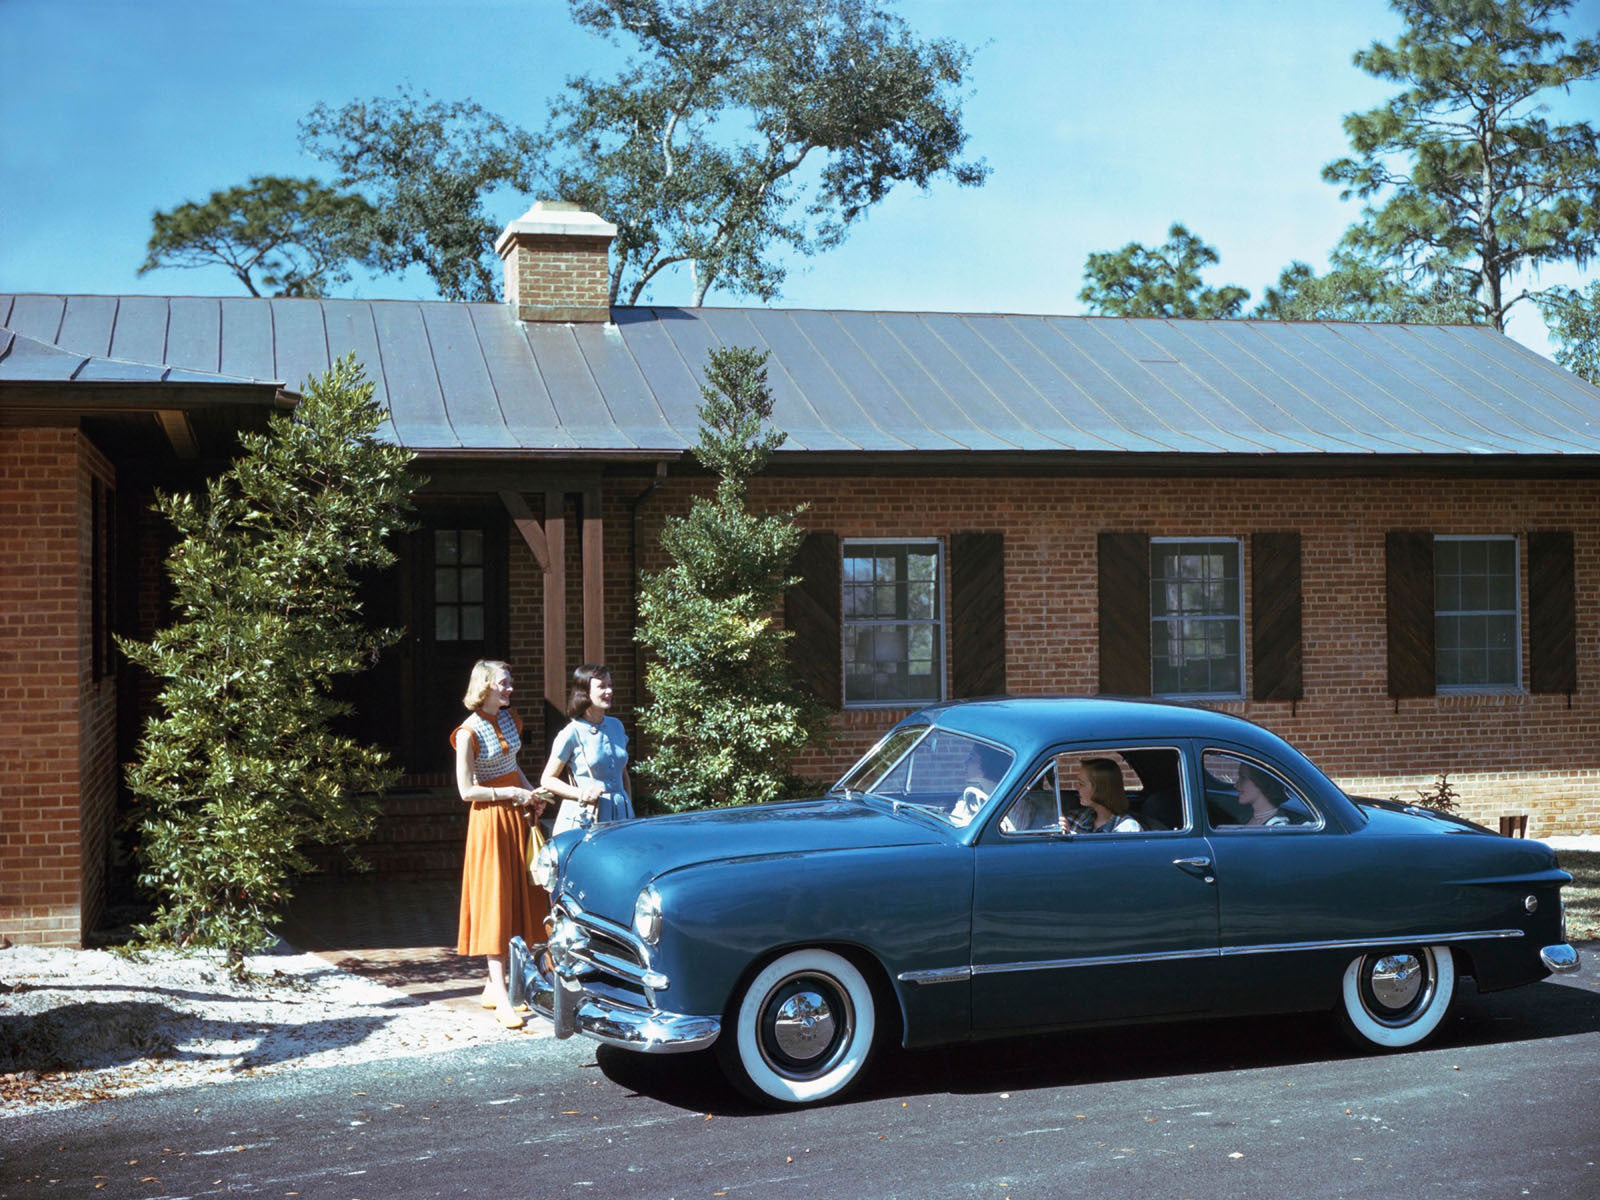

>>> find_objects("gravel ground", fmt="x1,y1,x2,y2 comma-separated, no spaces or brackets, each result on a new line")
0,941,541,1116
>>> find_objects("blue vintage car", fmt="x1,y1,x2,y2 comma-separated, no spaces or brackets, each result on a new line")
512,698,1579,1106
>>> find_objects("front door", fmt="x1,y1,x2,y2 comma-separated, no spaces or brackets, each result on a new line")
969,744,1220,1035
347,505,507,776
416,512,507,770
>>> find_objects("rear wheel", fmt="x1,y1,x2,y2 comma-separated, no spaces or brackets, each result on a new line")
1337,945,1455,1049
717,948,877,1106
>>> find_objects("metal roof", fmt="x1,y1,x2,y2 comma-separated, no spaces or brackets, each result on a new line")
5,292,1599,459
0,322,277,388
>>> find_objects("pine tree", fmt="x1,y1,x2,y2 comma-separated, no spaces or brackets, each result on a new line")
1323,0,1600,331
635,347,828,811
119,356,418,974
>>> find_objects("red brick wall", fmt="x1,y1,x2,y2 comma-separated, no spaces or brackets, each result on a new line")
0,429,116,945
565,471,1600,837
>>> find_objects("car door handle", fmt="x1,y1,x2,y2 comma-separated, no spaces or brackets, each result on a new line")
1172,856,1215,884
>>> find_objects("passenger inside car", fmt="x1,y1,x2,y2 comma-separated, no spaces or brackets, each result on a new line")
1072,757,1142,833
1234,761,1293,826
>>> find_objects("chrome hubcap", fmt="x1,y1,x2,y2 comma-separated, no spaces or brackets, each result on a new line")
1369,954,1423,1010
758,972,854,1079
772,990,836,1061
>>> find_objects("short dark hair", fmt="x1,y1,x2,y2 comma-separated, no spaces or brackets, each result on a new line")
567,663,612,721
1238,761,1288,806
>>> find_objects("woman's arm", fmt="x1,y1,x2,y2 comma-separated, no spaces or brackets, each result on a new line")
455,732,533,806
541,748,602,803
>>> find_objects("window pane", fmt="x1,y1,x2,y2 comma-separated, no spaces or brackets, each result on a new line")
460,567,484,603
842,543,943,705
435,608,460,641
435,567,459,603
461,606,484,642
1150,540,1240,696
1434,538,1517,688
460,529,484,565
435,530,459,564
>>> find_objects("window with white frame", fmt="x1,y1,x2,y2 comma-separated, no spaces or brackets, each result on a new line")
1150,538,1243,697
842,540,944,706
1435,535,1519,690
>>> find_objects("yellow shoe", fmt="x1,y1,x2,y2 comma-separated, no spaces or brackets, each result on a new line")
494,1004,525,1030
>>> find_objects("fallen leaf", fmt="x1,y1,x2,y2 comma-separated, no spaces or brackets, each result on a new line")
1228,1152,1244,1160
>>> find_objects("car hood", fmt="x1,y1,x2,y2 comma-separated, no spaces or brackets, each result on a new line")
558,797,946,918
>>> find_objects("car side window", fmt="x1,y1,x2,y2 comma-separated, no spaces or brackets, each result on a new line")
1001,746,1187,836
1202,750,1322,830
999,762,1063,835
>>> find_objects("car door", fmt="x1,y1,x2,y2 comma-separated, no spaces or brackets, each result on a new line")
1196,743,1362,1013
969,744,1220,1035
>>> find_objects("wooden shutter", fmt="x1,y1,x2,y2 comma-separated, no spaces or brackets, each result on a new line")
950,531,1006,697
785,531,841,708
1098,532,1151,696
1385,531,1434,699
1251,532,1303,701
1529,531,1576,695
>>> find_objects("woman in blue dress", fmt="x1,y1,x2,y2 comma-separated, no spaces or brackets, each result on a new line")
540,663,635,834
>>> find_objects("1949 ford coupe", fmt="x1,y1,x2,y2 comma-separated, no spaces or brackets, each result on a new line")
512,698,1580,1106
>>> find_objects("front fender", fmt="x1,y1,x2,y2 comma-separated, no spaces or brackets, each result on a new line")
650,843,973,1046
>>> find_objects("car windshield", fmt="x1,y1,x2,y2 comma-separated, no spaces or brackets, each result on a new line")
833,726,1015,826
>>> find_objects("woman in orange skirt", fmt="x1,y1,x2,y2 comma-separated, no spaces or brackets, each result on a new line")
452,659,549,1029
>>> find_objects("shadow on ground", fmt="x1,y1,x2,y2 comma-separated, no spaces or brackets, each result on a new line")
0,1000,405,1076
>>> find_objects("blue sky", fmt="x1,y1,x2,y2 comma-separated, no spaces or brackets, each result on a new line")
4,0,1597,359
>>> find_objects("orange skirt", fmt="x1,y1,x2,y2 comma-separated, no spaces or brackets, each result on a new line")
457,778,549,957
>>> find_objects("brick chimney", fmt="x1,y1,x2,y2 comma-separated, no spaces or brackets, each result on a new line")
494,201,617,323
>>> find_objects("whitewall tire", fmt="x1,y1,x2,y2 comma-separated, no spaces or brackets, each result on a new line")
1338,945,1455,1049
718,948,877,1106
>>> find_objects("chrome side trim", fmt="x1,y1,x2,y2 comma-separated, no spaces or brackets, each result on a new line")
974,947,1219,975
1217,929,1523,959
897,965,973,985
951,929,1526,978
1540,943,1580,973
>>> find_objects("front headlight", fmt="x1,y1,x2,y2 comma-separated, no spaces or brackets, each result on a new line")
535,838,561,891
633,884,663,944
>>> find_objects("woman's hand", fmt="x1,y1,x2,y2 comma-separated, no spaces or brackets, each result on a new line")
578,780,605,806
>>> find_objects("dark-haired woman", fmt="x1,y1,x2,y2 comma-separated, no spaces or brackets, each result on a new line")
541,663,635,835
1237,762,1292,827
452,659,547,1029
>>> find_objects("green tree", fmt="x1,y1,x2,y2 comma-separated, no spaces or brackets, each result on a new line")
119,357,418,974
139,176,377,298
1255,252,1482,322
635,346,827,811
298,0,985,306
300,89,540,302
1079,224,1250,318
1537,280,1600,383
1323,0,1600,331
544,0,987,305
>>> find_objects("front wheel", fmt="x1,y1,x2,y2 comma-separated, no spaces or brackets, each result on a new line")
1337,945,1455,1049
716,948,877,1106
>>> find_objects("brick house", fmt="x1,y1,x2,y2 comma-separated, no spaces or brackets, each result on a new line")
5,201,1600,946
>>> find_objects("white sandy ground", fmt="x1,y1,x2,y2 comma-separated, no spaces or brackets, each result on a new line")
0,941,548,1117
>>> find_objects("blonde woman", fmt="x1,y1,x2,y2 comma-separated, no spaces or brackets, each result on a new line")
452,660,547,1029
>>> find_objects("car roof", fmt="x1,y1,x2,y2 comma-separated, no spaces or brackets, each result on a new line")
905,696,1275,756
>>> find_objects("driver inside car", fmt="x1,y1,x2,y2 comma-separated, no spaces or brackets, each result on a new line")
950,741,1009,826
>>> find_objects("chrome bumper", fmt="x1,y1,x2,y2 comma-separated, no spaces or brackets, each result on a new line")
1540,943,1581,973
509,934,720,1053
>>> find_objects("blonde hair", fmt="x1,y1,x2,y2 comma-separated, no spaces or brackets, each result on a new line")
462,660,511,710
1081,758,1129,816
